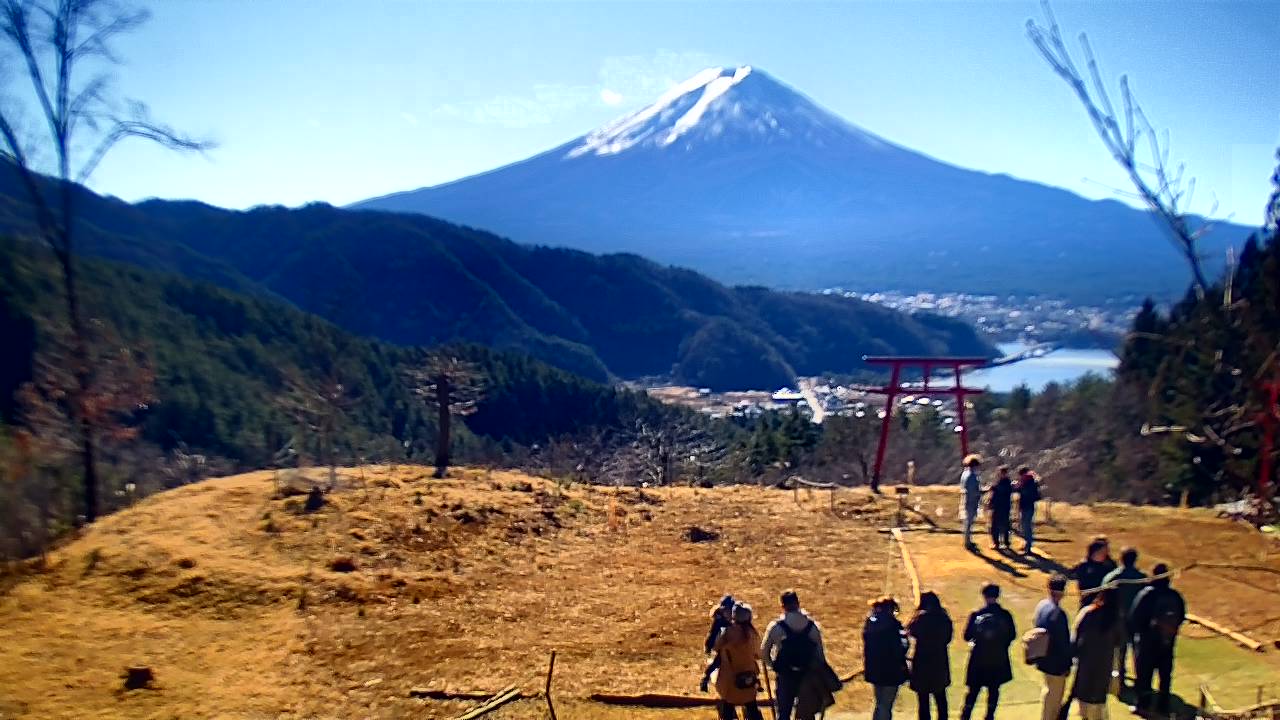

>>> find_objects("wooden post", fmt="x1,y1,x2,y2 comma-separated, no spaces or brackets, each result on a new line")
545,651,557,720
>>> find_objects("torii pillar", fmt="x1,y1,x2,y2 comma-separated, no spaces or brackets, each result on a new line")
863,356,988,492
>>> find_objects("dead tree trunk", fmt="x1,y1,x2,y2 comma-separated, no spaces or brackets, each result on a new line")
434,372,451,478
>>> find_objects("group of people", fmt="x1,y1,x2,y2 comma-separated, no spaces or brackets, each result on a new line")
700,539,1186,720
960,455,1042,552
700,590,841,720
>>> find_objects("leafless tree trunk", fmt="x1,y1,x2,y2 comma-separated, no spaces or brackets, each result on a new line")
406,353,484,479
1027,1,1216,295
0,0,208,523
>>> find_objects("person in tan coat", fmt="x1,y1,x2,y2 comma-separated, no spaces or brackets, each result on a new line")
712,603,764,720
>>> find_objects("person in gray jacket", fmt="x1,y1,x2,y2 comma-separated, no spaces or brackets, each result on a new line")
1033,575,1072,720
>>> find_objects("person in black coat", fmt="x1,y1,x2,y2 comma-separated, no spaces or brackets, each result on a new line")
988,466,1014,550
907,591,953,720
863,596,910,720
960,584,1016,720
1071,537,1117,609
701,595,736,692
1129,564,1186,716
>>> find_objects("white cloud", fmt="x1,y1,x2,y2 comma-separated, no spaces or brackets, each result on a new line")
427,50,724,128
400,111,419,127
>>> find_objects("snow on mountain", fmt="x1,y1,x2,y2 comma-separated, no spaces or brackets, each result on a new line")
567,66,884,158
355,66,1247,303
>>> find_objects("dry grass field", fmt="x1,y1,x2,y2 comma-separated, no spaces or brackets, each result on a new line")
1,466,1277,720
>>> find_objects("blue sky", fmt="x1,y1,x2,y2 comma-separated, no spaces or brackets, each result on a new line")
49,1,1280,225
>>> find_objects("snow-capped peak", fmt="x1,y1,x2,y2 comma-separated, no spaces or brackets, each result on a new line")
566,65,877,159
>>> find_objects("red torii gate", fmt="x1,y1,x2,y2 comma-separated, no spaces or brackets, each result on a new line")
863,356,988,492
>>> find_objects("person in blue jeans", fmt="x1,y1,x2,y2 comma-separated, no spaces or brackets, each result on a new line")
863,596,909,720
761,590,826,720
961,455,983,549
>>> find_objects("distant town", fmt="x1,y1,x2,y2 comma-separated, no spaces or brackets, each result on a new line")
829,289,1139,347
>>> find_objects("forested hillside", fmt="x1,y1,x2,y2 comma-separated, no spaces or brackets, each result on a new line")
0,161,995,391
0,237,677,471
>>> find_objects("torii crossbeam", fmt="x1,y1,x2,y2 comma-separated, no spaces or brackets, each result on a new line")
863,356,988,492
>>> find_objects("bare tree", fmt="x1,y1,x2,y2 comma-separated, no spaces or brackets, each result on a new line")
1027,1,1215,294
406,353,484,478
0,0,208,522
280,366,357,488
602,416,723,487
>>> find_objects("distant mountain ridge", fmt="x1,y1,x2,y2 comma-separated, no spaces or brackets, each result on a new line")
0,161,994,391
357,66,1249,302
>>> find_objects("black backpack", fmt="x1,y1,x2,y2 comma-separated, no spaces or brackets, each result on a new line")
1150,591,1183,642
972,610,1009,662
774,621,817,676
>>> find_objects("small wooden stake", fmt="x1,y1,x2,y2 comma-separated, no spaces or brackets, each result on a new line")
545,651,558,720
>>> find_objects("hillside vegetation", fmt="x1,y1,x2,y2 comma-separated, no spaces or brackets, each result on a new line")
1,467,1276,719
0,236,677,472
0,161,994,390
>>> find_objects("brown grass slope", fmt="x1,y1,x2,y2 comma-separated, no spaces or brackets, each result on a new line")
0,467,1277,719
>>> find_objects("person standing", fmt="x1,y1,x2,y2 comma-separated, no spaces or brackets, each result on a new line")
988,466,1014,550
1102,547,1146,689
1016,467,1041,553
961,455,983,549
863,596,909,720
1072,537,1117,609
1129,564,1186,717
761,590,827,720
960,584,1016,720
711,602,765,720
1072,588,1124,720
908,591,953,720
1032,575,1072,720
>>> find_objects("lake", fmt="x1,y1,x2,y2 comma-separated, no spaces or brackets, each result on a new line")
964,342,1118,393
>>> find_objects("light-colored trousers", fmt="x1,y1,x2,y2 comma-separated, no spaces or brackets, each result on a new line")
1040,673,1068,720
1078,701,1107,719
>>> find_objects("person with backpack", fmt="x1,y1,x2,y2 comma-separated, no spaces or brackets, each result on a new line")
1072,588,1124,720
961,455,983,549
710,602,765,720
863,596,909,720
960,583,1016,720
702,595,737,692
761,590,826,720
1129,564,1185,717
988,466,1014,551
1102,547,1146,689
1071,537,1117,610
1029,574,1072,720
907,591,953,720
1016,467,1041,553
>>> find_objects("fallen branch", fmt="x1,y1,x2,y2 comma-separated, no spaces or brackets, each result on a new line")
455,686,522,720
1186,613,1265,652
589,693,765,708
408,686,532,701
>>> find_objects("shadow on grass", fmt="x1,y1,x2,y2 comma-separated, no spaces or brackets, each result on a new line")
1115,683,1199,720
1009,549,1071,577
965,545,1029,578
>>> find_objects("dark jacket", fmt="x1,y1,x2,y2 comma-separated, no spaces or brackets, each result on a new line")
1032,598,1072,676
907,608,953,692
963,603,1016,687
1130,583,1186,649
1102,564,1147,630
1073,558,1118,605
863,612,909,687
1017,475,1040,510
1072,605,1123,703
989,476,1014,515
706,611,732,654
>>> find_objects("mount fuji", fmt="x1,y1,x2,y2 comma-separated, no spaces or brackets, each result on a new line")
357,66,1246,302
